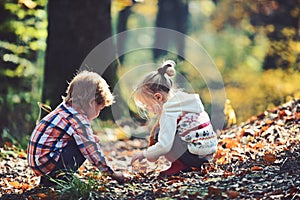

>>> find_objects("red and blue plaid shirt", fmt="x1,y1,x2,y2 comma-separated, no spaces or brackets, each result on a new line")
27,102,113,176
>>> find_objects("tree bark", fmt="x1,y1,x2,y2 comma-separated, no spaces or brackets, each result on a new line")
43,0,117,120
153,0,189,61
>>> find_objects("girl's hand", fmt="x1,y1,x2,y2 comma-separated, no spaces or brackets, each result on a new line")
131,152,145,165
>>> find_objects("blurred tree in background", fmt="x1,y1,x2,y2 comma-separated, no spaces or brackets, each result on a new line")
0,0,47,146
208,0,300,121
212,0,299,70
153,0,189,60
43,0,117,120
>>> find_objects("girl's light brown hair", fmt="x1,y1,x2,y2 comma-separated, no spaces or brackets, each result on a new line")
133,60,176,118
63,70,114,109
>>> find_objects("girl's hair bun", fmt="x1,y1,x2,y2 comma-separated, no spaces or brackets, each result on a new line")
158,60,176,77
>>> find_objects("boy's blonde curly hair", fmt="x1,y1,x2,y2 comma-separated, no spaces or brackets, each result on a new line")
63,70,114,109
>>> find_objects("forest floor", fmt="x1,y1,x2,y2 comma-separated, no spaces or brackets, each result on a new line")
0,99,300,199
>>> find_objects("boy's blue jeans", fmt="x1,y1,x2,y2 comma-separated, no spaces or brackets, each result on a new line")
40,138,85,187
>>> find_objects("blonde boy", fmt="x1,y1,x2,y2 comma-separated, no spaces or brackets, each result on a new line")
28,70,125,186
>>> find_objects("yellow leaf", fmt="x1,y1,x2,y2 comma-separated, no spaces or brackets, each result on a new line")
9,181,21,189
216,156,227,165
18,0,37,9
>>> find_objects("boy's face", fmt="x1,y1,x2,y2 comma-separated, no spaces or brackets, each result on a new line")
86,100,105,121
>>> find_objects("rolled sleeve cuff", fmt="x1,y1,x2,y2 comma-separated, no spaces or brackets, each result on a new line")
98,163,114,174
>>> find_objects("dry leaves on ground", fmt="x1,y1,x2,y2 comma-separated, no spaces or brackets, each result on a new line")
0,99,300,199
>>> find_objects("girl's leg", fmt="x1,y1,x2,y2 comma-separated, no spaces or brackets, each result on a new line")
40,138,86,187
177,150,208,168
161,134,208,176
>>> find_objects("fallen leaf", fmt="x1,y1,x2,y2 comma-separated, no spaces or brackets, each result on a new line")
226,190,239,198
21,183,31,190
18,152,27,159
222,138,239,149
251,166,263,171
208,186,222,197
9,181,21,189
36,193,47,198
264,152,276,163
216,156,227,165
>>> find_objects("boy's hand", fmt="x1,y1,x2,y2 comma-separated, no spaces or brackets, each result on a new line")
110,172,128,184
130,152,145,165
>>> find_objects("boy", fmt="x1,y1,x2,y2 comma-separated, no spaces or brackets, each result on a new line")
27,70,125,186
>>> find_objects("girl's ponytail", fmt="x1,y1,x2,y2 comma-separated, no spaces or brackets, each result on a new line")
158,60,176,77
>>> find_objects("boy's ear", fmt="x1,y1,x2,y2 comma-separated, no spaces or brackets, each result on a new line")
154,93,163,101
89,99,95,107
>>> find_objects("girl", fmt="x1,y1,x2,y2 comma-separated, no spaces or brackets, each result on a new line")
130,60,218,176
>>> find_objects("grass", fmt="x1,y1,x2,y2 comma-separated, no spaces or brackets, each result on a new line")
48,171,109,200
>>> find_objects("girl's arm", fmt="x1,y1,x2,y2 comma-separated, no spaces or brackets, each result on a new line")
143,112,179,161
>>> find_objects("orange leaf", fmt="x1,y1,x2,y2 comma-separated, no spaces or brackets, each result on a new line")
214,149,224,159
260,125,269,132
18,152,27,159
251,166,263,171
223,171,234,177
249,116,257,123
98,186,107,192
265,119,274,125
22,183,31,190
252,141,264,149
264,152,276,163
36,193,47,198
9,181,21,189
226,190,239,199
222,138,239,149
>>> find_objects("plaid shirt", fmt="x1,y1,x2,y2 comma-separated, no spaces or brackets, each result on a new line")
27,103,113,176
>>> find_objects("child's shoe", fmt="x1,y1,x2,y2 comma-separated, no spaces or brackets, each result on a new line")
159,160,190,176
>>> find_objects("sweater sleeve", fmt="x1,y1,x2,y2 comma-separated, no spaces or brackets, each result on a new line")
73,122,113,174
143,112,180,161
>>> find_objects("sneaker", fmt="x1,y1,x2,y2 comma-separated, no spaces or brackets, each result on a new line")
159,160,190,176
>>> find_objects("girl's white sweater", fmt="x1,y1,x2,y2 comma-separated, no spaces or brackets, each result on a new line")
143,91,217,161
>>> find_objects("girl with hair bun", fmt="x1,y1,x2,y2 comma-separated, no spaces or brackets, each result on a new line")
131,60,218,176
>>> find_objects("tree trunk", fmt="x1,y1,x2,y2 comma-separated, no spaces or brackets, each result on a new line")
153,0,189,61
249,0,299,70
43,0,117,120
